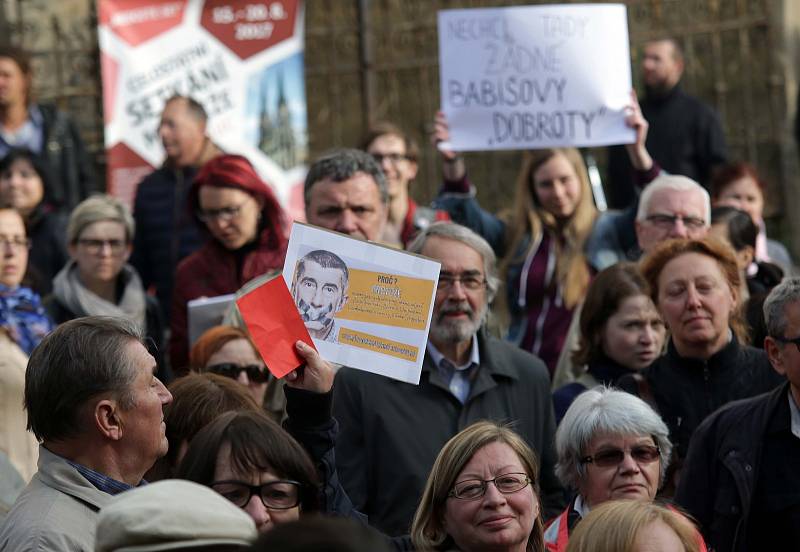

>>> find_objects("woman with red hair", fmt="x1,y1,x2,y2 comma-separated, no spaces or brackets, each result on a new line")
170,154,288,372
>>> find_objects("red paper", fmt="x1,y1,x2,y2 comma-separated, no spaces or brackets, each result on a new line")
236,275,316,379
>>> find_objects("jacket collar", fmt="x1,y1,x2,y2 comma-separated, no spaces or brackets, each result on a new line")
35,446,112,511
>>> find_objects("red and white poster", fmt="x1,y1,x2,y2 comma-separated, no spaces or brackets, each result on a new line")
98,0,307,219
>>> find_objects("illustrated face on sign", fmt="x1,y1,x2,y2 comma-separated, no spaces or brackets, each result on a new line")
291,251,349,341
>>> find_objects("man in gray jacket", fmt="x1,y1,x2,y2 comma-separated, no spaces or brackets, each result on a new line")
0,317,172,551
333,222,563,536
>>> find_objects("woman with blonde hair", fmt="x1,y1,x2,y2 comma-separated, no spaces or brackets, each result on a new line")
565,500,703,552
432,99,657,374
411,421,545,552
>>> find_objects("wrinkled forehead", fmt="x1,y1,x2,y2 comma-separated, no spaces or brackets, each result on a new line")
298,259,346,287
646,188,707,219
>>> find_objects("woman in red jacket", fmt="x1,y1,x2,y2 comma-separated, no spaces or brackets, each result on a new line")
169,154,288,373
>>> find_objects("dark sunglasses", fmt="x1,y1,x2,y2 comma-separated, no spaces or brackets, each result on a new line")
207,363,270,383
580,445,660,468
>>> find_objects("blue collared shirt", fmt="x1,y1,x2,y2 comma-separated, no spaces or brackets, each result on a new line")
427,338,481,404
0,105,44,157
67,460,144,496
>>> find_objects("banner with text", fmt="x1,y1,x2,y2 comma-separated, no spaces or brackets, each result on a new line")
438,4,634,151
98,0,307,218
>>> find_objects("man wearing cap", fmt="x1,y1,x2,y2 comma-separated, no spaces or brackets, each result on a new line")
0,317,173,551
94,480,256,551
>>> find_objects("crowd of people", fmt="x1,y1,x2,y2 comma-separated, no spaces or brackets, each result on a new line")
0,35,798,552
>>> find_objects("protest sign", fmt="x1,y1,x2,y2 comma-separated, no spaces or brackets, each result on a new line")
282,223,441,384
98,0,308,219
438,3,634,151
237,275,314,379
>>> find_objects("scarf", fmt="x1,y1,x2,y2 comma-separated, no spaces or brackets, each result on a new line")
52,261,147,333
0,283,53,355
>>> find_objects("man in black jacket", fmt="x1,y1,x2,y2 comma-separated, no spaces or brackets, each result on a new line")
606,38,727,208
130,95,220,322
333,222,563,536
0,45,96,211
676,278,799,551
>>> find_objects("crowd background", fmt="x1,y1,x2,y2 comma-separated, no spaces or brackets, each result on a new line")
1,0,799,259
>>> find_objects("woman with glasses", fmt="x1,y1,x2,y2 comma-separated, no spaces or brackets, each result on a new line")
170,154,288,373
0,207,51,483
0,148,69,295
544,387,701,551
411,420,545,552
618,238,784,493
44,195,167,378
189,325,270,408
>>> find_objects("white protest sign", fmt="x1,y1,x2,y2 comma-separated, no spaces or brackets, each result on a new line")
438,4,634,151
282,223,441,385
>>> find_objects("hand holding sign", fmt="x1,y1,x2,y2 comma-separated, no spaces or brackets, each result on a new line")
438,4,635,151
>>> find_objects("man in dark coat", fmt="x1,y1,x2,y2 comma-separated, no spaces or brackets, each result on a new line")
0,45,96,212
333,222,563,536
130,95,220,322
606,38,727,208
676,278,799,552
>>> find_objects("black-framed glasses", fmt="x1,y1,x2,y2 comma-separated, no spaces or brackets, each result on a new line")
580,445,661,468
0,237,31,251
207,363,269,383
448,473,531,500
645,213,706,230
77,238,127,255
197,202,247,223
437,272,487,292
771,335,800,353
211,480,301,509
371,152,410,165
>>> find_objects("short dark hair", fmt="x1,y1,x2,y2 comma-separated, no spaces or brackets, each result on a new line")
177,410,320,512
572,263,654,366
0,148,56,207
360,121,419,162
295,250,349,287
163,373,260,468
25,317,144,442
251,516,392,552
711,206,758,252
164,94,208,123
0,45,32,75
303,148,387,205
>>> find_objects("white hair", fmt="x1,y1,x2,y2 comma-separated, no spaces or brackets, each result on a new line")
555,387,672,490
636,174,711,225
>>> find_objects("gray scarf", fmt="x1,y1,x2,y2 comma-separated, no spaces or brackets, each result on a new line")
52,261,147,332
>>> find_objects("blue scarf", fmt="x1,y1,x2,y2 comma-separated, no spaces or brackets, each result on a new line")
0,284,53,355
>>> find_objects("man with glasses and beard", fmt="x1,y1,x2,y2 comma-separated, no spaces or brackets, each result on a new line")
291,250,349,343
332,222,563,537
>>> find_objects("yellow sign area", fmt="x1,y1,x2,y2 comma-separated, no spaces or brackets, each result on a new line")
337,327,419,362
336,268,434,331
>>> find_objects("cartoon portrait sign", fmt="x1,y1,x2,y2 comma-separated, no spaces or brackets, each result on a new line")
282,223,441,384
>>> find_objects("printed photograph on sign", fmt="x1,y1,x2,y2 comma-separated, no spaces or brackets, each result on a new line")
438,3,635,151
282,223,441,384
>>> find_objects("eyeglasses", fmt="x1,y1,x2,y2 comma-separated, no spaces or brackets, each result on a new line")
197,202,246,223
771,335,800,353
0,237,31,251
580,445,661,468
211,480,301,509
645,213,706,230
437,272,487,292
449,473,531,500
77,238,127,254
207,363,270,383
371,152,410,165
